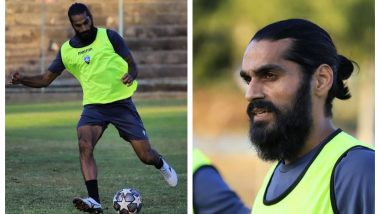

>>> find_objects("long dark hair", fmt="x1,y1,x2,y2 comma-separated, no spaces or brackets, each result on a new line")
67,2,94,24
251,19,355,117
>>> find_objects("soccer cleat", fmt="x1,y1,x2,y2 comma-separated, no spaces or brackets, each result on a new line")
159,158,178,187
73,197,103,214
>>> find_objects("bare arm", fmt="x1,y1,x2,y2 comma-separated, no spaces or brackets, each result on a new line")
121,52,138,86
106,29,138,87
8,71,60,88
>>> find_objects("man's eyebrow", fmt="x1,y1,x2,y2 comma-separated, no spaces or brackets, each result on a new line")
254,64,284,75
73,16,90,26
240,70,249,78
242,64,285,76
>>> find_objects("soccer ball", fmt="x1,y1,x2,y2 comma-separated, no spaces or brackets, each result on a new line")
113,188,143,214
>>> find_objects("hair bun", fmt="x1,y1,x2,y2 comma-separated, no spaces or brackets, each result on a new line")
335,55,355,100
337,55,354,80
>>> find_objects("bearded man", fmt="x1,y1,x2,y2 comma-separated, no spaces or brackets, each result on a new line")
240,19,374,214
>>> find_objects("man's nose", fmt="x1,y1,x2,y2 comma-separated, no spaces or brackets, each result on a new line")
78,25,89,32
245,79,264,102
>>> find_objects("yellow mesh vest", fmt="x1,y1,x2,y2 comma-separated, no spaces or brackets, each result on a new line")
61,28,137,105
252,131,373,214
193,149,212,173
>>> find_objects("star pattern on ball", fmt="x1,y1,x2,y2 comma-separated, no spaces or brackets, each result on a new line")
132,194,142,207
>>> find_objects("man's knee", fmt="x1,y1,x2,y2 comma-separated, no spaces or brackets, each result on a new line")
78,138,94,154
77,125,103,154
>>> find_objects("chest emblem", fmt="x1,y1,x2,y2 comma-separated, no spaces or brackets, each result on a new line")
84,55,91,64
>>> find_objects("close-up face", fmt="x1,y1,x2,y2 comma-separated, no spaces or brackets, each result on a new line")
241,39,303,128
241,39,314,161
70,12,92,38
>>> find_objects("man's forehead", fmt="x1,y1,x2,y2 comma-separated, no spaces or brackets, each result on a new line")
70,12,89,23
242,38,294,72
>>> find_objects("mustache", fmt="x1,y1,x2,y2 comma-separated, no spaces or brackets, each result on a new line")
246,100,280,118
79,30,91,36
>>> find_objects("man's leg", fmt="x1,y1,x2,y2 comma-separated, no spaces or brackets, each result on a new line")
130,139,178,187
73,125,104,213
109,98,177,187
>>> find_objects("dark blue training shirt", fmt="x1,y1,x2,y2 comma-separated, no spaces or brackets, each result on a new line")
194,166,251,214
48,29,131,74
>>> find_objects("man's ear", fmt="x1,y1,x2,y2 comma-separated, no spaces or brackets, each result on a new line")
313,64,333,97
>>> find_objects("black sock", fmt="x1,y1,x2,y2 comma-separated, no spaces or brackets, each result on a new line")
85,180,100,203
154,156,164,169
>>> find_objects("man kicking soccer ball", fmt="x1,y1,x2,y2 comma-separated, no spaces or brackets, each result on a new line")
9,3,177,213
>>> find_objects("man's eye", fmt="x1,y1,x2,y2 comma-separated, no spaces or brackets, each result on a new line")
84,19,89,25
263,72,275,79
240,71,251,84
243,76,251,84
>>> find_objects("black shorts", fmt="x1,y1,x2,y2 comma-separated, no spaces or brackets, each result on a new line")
77,98,149,142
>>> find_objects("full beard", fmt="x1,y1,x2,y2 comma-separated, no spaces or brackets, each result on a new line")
247,78,312,162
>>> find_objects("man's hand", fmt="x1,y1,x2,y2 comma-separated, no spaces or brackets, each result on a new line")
7,71,59,88
8,72,23,85
122,73,135,87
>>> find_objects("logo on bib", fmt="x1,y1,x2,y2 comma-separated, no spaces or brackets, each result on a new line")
84,55,91,64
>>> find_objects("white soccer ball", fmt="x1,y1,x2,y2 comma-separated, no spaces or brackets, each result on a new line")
113,188,143,214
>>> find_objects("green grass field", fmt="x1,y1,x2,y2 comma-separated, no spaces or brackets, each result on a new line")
5,98,187,214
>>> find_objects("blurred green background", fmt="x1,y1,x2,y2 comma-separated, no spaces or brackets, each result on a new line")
193,0,374,206
194,0,373,85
